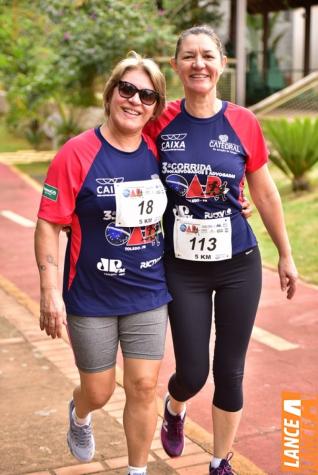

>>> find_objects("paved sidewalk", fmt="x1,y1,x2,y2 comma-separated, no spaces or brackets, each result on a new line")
1,281,216,475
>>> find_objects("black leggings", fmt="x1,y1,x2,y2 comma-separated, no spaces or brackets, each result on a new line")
165,247,262,412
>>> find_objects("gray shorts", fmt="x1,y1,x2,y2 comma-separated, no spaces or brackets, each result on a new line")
67,305,168,373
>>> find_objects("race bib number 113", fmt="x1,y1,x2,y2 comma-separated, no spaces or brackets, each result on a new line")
174,216,232,261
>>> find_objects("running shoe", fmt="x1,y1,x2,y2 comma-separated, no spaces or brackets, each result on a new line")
160,393,185,457
67,400,95,462
209,452,236,474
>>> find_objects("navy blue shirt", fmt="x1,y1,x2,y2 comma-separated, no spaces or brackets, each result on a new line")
145,100,268,257
38,128,171,317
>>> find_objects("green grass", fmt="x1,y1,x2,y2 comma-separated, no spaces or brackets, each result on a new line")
248,164,318,285
16,161,51,185
0,116,32,152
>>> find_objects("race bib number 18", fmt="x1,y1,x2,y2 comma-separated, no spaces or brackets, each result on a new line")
174,216,232,261
115,178,167,227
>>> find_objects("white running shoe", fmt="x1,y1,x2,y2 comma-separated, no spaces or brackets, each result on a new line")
67,400,95,462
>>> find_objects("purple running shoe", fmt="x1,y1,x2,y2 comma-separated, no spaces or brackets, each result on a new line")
209,452,236,474
160,393,186,457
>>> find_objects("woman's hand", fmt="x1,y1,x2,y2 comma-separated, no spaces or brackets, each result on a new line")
246,165,298,300
39,288,67,339
241,197,253,219
278,255,298,300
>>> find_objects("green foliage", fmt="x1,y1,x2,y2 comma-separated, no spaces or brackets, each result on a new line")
262,117,318,191
24,119,46,150
54,108,83,146
0,117,31,152
0,2,62,133
247,164,318,284
0,0,176,138
160,0,223,33
39,0,176,105
0,0,224,143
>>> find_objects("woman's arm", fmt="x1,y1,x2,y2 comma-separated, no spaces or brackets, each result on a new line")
34,218,66,338
246,164,298,299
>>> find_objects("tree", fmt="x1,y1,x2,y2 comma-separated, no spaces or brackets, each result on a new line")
40,0,176,106
0,0,176,140
160,0,223,33
0,1,58,130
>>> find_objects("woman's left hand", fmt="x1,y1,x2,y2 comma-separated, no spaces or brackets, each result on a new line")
39,288,67,339
241,197,253,219
278,255,298,300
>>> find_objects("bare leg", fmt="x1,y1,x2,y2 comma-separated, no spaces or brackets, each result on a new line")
212,404,242,458
123,358,161,467
169,394,186,415
73,367,116,418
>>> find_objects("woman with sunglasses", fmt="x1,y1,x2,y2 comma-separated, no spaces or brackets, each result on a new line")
145,26,297,474
35,52,170,475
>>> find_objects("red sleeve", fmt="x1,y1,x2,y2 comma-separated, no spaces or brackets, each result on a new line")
144,100,182,141
37,129,102,224
224,103,268,173
142,133,159,160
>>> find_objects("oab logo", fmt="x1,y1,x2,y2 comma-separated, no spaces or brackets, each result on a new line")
161,133,187,152
97,258,125,276
122,188,143,198
96,177,124,197
180,223,199,234
209,135,241,154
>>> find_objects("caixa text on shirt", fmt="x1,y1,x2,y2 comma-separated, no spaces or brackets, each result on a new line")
96,177,124,197
160,133,187,152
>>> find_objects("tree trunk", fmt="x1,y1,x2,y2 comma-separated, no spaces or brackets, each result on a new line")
292,175,310,192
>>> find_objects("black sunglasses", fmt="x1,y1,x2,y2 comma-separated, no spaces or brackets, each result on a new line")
117,80,159,106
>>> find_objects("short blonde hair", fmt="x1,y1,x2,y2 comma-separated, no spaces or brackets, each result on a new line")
103,51,166,119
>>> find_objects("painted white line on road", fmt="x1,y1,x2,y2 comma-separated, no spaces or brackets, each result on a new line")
252,326,299,351
0,210,35,228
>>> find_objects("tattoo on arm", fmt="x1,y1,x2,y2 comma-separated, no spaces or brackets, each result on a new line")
39,264,46,271
46,255,58,268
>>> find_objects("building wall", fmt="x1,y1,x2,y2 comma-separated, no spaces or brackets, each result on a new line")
292,6,318,82
310,7,318,70
215,1,318,84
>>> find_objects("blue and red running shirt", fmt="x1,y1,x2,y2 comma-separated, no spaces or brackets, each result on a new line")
144,100,268,256
38,127,171,317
